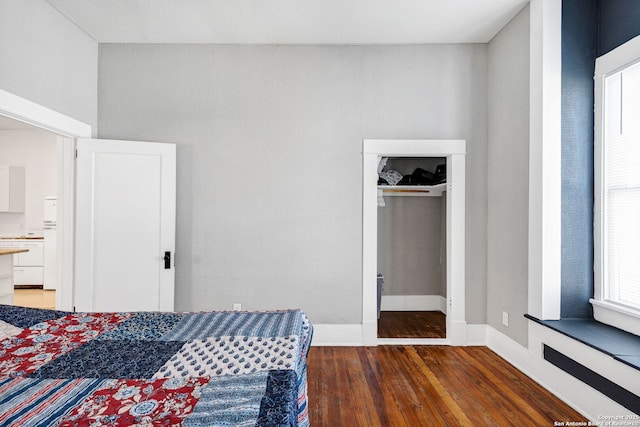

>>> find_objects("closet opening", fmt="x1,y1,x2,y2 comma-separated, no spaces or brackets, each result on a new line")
377,157,447,339
362,139,466,346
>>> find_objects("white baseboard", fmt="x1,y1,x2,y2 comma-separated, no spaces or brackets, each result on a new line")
311,324,363,346
465,324,488,345
381,295,447,313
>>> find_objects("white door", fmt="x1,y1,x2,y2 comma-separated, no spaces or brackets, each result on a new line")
75,138,176,312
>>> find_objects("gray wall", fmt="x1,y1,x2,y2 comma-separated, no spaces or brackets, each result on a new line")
487,5,530,345
98,44,488,325
377,196,444,296
0,1,98,130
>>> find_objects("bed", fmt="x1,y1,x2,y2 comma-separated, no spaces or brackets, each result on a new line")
0,305,313,427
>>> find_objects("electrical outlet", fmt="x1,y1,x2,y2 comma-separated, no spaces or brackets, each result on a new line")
502,311,509,327
233,303,242,311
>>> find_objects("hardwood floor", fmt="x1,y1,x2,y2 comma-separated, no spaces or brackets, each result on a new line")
307,346,587,426
378,311,446,338
13,288,55,309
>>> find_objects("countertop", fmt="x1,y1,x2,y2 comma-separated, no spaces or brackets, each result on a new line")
0,248,29,255
0,236,44,240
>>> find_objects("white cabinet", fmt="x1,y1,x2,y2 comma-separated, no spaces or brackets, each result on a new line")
14,241,44,266
0,166,25,213
0,254,13,304
0,239,44,286
14,241,44,285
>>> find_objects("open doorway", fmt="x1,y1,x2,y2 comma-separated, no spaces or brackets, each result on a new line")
0,116,59,308
376,156,447,339
0,116,65,310
362,139,466,346
0,88,93,311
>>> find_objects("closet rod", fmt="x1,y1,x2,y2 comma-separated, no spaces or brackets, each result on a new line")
382,189,431,193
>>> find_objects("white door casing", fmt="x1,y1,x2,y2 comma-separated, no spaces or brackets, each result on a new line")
75,138,176,312
362,139,466,346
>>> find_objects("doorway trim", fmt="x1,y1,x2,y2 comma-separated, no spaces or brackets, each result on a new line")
362,139,466,345
0,89,92,311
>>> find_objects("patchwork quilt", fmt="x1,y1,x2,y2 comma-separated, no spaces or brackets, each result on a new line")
0,305,313,427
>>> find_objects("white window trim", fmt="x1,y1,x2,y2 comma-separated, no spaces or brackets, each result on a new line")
592,35,640,336
528,0,562,321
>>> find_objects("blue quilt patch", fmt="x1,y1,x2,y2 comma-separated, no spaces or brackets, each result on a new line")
28,340,185,379
162,310,303,341
183,371,270,426
0,305,68,328
95,312,184,341
256,370,298,427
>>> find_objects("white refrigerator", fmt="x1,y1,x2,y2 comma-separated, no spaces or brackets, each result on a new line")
43,197,57,290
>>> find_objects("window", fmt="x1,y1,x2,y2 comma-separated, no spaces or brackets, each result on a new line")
592,36,640,336
602,62,640,308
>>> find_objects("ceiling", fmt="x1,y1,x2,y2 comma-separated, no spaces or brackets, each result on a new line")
44,0,529,44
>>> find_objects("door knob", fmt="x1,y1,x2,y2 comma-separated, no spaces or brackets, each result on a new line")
163,251,171,269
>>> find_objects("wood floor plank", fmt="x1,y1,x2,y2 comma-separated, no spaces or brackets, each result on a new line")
306,346,330,424
361,347,410,427
332,348,359,424
375,346,450,425
337,348,380,426
446,347,541,427
307,345,587,426
457,347,555,425
420,346,511,425
405,346,474,426
365,346,418,426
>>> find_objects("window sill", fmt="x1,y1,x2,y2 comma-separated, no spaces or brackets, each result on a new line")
590,299,640,337
525,314,640,371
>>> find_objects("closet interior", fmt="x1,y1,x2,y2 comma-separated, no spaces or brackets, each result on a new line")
377,157,447,339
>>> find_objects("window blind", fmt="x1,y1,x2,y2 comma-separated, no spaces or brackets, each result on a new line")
603,61,640,309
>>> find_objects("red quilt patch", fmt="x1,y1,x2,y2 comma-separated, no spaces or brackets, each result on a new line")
0,313,131,377
59,377,208,426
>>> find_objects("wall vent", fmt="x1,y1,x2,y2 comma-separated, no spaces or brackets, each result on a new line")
543,345,639,414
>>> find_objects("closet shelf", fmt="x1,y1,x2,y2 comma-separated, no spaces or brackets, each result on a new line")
378,183,446,197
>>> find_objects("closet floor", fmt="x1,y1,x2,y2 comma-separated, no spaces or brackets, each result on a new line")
377,311,446,338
